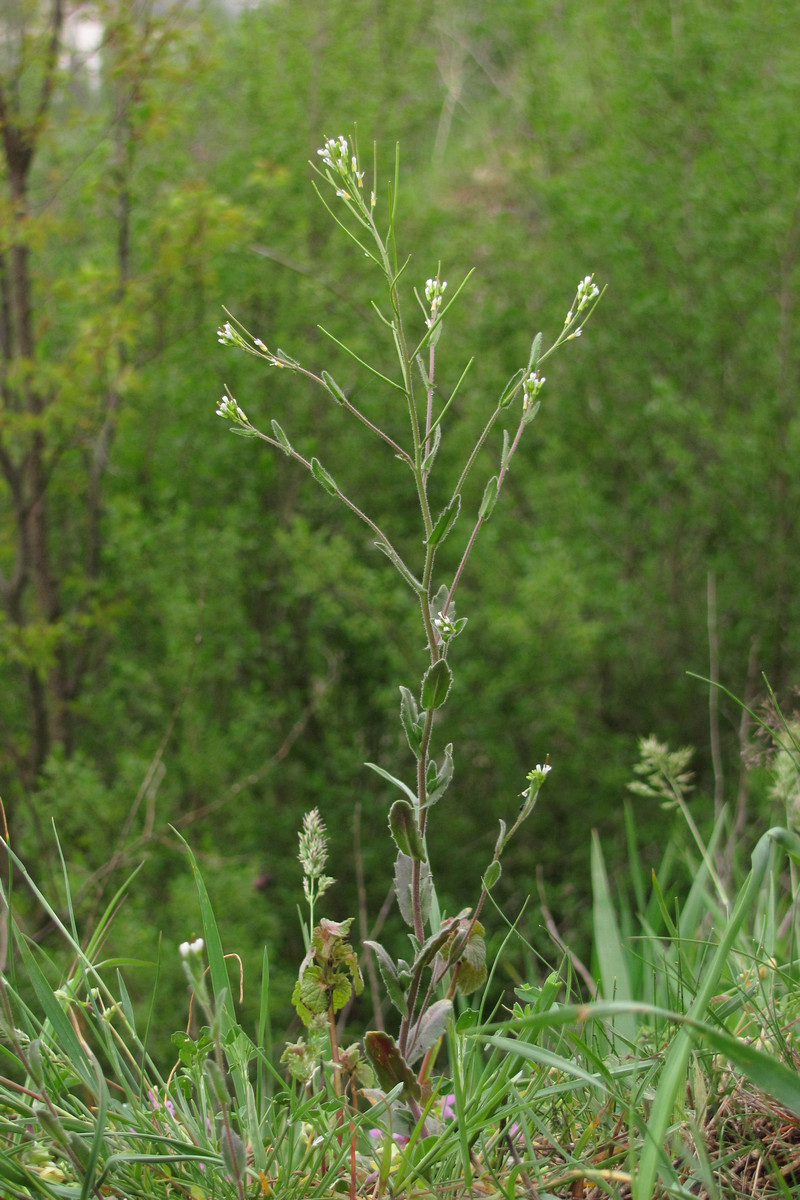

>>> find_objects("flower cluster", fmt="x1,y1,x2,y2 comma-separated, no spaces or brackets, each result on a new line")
217,321,242,347
178,936,205,959
432,609,466,645
522,369,545,421
216,393,248,424
576,273,600,309
565,272,600,326
317,134,366,203
217,320,286,367
424,276,448,328
317,134,350,173
523,762,552,797
298,807,334,903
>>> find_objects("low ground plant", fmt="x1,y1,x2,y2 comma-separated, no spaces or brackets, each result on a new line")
1,135,800,1200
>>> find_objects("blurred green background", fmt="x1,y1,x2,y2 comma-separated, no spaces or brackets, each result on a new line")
1,0,798,1060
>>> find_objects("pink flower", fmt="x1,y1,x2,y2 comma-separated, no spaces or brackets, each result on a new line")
368,1129,409,1146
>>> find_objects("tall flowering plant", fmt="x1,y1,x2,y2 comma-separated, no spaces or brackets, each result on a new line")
217,133,602,1107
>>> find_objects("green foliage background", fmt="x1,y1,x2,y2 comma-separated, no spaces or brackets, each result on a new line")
2,0,799,1059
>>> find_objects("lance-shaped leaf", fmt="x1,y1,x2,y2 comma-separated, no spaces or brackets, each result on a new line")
389,799,427,862
522,398,541,426
527,331,543,372
321,370,347,405
500,428,511,473
365,761,418,805
405,999,453,1065
310,457,338,496
421,422,442,475
409,923,455,975
374,540,423,592
363,940,409,1017
478,475,500,521
420,658,452,710
270,419,293,456
424,743,454,808
399,686,425,760
426,494,461,548
364,1031,420,1101
394,851,432,927
499,366,525,409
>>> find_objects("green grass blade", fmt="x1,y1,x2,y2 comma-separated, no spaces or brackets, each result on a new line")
591,831,636,1045
172,830,233,1036
633,825,800,1200
12,935,95,1089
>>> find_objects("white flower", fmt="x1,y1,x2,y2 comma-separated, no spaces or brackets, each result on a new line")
216,395,248,423
178,937,204,959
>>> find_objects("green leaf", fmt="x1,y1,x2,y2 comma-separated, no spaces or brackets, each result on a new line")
498,366,525,409
522,398,540,426
420,658,452,710
12,937,95,1091
310,457,338,496
394,851,432,927
399,686,424,759
500,428,511,472
365,760,418,805
363,941,409,1017
455,1008,479,1033
482,860,501,890
389,798,427,862
270,419,293,455
173,832,233,1039
374,540,423,592
425,742,454,807
591,832,636,1045
689,1022,800,1118
406,998,452,1064
420,421,442,475
364,1031,420,1100
426,494,461,548
320,370,347,405
455,924,487,994
409,924,453,974
394,851,413,926
478,475,499,521
528,331,543,371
